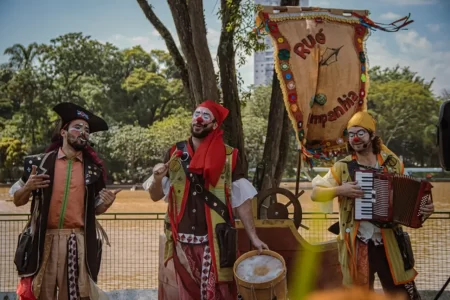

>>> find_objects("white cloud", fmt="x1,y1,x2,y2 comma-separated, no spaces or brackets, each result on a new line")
426,23,441,33
395,30,432,53
366,34,450,95
380,0,437,5
379,12,402,21
107,34,167,52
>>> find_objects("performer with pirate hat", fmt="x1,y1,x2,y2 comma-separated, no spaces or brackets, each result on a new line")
10,102,119,299
311,111,434,299
144,100,268,299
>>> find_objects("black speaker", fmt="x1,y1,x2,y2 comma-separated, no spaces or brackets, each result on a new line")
438,101,450,171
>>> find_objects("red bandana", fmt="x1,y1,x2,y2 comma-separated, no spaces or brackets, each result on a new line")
188,100,229,187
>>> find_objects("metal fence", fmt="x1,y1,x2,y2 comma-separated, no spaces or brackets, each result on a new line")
1,212,449,293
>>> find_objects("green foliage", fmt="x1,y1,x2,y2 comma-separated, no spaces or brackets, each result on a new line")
241,84,271,170
102,125,153,183
242,84,271,119
1,32,444,182
242,114,267,169
219,0,267,94
223,0,267,67
3,42,39,70
0,33,191,181
367,66,442,167
147,108,192,162
0,137,26,169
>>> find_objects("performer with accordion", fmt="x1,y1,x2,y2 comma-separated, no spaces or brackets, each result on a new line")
311,112,434,300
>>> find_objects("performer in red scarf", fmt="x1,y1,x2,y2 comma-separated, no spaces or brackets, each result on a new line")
144,100,268,300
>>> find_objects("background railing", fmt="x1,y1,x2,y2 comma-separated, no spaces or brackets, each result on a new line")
1,212,449,292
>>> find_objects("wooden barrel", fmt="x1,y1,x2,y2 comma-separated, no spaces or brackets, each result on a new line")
233,250,287,300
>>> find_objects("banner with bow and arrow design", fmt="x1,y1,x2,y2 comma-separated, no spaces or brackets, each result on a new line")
255,6,413,166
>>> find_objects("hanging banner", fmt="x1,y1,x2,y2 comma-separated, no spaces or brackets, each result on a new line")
256,6,412,164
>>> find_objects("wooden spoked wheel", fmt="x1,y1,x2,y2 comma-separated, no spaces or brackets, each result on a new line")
256,187,304,229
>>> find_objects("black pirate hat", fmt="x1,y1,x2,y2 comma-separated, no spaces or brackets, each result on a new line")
53,102,108,133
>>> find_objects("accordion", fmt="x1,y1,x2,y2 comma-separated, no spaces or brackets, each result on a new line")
354,170,433,228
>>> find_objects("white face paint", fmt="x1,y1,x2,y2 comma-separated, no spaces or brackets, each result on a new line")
191,107,216,138
64,119,90,150
348,126,372,152
192,107,214,125
68,121,90,141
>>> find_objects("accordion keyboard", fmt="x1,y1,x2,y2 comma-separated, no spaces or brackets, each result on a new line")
355,171,376,220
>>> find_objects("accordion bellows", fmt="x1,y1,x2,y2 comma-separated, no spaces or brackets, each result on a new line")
354,170,433,228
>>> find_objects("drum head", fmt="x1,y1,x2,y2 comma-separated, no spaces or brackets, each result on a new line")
235,254,283,284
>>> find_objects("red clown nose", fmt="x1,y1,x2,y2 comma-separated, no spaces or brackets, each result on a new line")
353,136,360,143
196,116,204,124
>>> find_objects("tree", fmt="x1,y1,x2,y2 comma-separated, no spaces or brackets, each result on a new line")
122,68,172,126
242,114,267,171
4,67,50,146
367,66,442,167
258,0,299,191
147,108,192,162
3,43,39,70
241,84,271,171
104,125,154,183
39,32,122,106
0,137,26,181
116,47,188,126
242,84,272,119
136,0,261,173
369,65,434,91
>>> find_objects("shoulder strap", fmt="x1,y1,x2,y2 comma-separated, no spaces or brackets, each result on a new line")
345,159,359,181
381,154,397,168
175,141,232,226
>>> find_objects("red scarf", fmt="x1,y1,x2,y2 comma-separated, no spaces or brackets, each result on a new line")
188,129,226,188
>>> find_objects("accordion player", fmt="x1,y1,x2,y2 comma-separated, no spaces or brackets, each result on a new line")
354,170,433,228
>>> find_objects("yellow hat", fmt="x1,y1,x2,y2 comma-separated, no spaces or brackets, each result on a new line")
347,111,376,132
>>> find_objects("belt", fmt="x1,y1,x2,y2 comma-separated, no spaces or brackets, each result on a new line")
46,228,84,234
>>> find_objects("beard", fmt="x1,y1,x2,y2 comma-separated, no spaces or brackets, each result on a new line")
67,133,87,151
191,124,214,139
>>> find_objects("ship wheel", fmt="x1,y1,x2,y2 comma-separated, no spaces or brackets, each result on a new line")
257,187,306,229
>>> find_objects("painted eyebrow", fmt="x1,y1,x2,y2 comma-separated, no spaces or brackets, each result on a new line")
194,111,212,116
72,124,90,129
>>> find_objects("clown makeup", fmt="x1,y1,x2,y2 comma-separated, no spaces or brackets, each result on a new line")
348,126,372,153
64,120,90,150
348,129,368,139
192,108,215,125
191,107,216,139
68,122,90,138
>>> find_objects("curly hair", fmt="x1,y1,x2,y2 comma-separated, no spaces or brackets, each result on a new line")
45,120,107,182
347,129,382,154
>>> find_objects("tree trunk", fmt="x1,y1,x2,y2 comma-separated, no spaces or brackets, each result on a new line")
218,0,248,174
260,74,289,191
187,0,219,101
167,0,204,105
274,108,291,184
260,0,300,191
136,0,195,107
137,0,247,169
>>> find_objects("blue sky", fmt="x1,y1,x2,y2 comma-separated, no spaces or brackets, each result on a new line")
1,0,449,95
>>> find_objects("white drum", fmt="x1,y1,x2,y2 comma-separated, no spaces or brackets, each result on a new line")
233,250,287,300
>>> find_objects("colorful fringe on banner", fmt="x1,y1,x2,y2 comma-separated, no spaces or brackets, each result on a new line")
255,6,413,167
